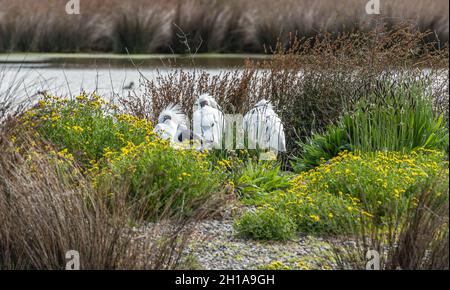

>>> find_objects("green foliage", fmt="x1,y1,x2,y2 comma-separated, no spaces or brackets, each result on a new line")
232,161,292,204
344,78,449,153
234,208,296,240
98,141,225,220
293,78,449,172
237,149,449,238
25,93,154,167
292,125,352,172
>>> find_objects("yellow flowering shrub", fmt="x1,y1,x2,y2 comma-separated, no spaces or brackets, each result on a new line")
19,93,228,220
96,139,226,220
262,261,291,270
236,149,449,237
22,93,155,167
287,150,448,233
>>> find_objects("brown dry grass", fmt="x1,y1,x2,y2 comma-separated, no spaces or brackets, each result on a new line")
0,0,448,53
0,125,220,269
331,171,449,270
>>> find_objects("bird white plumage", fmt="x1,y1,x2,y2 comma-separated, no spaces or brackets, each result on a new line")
153,103,188,142
194,93,220,110
243,99,286,152
193,94,225,149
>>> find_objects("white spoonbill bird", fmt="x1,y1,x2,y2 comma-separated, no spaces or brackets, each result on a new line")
243,99,286,152
153,104,188,142
193,94,225,149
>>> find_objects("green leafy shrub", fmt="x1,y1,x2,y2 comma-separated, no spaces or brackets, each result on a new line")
97,140,225,220
235,208,296,240
289,149,448,235
234,161,291,202
23,93,154,167
239,149,449,238
292,125,351,172
293,78,449,171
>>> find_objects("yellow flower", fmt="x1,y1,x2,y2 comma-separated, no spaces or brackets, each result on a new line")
393,189,403,198
121,147,130,155
76,95,86,101
360,211,374,218
38,100,47,108
72,126,84,133
297,260,311,270
103,147,114,158
309,215,320,222
57,148,74,160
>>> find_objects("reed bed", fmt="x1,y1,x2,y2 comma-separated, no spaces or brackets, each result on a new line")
0,0,448,53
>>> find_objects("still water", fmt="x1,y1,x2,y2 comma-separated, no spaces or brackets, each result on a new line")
1,54,447,107
0,54,264,102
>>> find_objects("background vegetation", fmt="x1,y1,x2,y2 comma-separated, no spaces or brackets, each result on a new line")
0,0,448,53
120,24,449,161
0,17,448,269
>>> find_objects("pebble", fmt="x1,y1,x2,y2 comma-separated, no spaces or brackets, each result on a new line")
183,218,335,270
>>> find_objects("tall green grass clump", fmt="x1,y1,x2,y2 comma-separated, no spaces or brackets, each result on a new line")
293,76,449,171
345,77,448,153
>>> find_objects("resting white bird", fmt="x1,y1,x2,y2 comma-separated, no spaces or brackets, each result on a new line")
193,94,225,149
153,104,188,142
243,99,286,152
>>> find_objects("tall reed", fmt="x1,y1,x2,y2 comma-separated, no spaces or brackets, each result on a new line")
344,76,449,153
332,170,449,270
0,0,448,53
0,128,216,269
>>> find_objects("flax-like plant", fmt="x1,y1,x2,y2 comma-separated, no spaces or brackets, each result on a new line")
344,76,449,153
294,75,449,171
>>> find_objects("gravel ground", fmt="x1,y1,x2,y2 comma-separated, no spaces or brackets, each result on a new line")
184,218,336,270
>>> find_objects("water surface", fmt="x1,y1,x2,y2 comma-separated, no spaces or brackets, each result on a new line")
0,53,264,100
